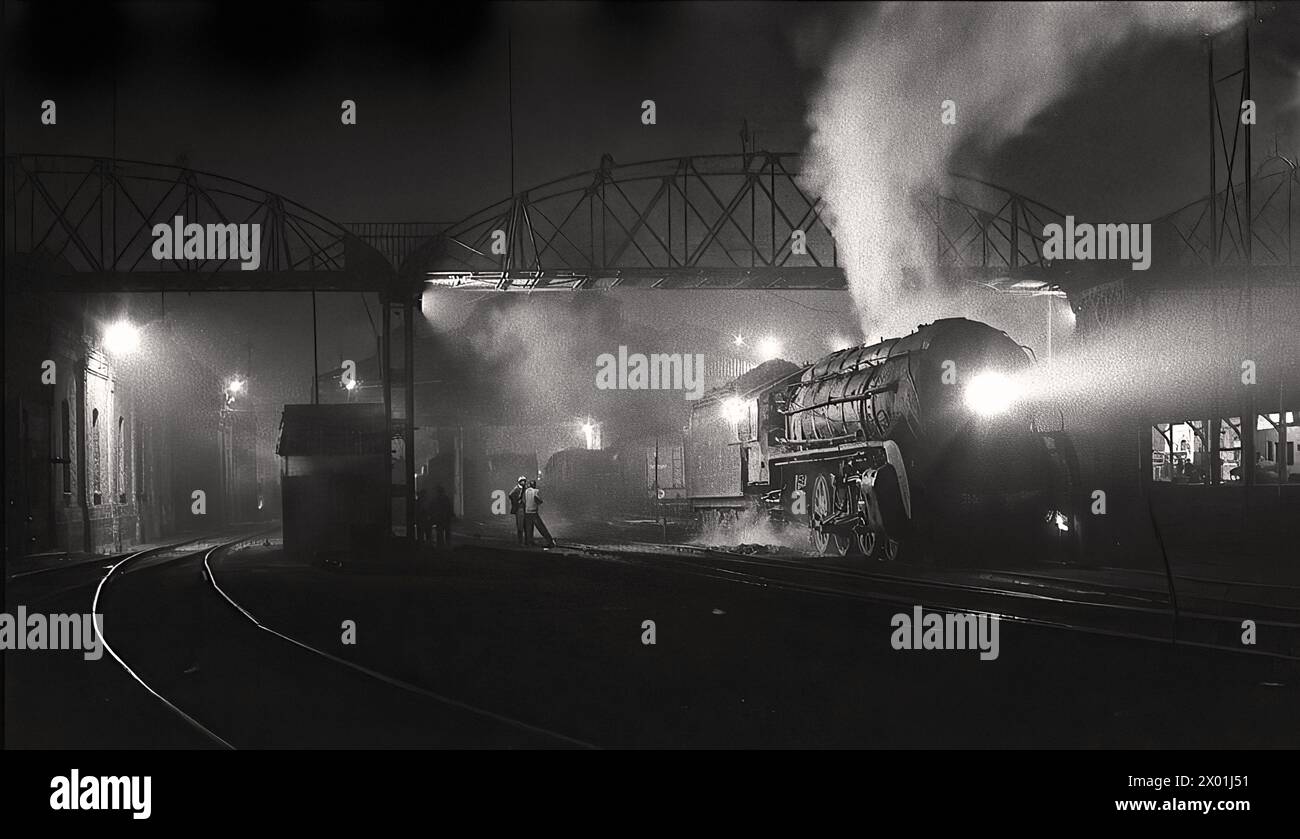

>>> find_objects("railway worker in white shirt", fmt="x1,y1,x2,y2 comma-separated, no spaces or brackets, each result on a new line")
523,480,556,548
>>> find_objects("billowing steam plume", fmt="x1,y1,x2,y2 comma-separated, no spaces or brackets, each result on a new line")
802,1,1245,340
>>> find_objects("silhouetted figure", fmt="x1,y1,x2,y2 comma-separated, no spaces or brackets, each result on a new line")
524,479,555,548
508,476,528,545
415,488,433,544
432,484,454,547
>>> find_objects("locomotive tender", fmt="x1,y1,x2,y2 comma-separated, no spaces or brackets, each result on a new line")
688,318,1077,563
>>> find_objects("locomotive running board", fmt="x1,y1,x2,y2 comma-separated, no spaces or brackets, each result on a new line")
770,440,912,520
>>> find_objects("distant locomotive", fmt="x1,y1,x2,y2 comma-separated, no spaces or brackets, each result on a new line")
687,318,1079,563
542,433,689,521
542,447,624,517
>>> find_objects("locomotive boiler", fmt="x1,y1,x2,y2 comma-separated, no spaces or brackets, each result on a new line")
687,318,1079,563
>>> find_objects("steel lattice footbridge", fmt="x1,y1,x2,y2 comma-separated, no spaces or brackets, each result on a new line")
389,152,1088,293
8,150,1296,300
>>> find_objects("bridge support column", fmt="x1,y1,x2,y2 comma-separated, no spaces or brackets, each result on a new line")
382,288,419,541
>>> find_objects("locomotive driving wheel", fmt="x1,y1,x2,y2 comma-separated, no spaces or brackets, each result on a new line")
858,464,906,562
810,472,851,557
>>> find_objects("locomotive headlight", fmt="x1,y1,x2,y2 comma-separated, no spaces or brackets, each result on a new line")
722,396,748,425
963,371,1020,416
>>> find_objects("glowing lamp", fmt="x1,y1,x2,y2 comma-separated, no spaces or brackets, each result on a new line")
963,371,1020,416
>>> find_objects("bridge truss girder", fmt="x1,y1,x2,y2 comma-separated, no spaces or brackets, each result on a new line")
4,154,395,294
396,153,1083,294
406,152,842,289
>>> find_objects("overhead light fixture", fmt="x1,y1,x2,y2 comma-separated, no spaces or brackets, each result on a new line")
756,336,782,361
103,321,141,356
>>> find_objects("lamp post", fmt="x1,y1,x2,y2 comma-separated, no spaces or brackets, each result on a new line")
98,317,148,552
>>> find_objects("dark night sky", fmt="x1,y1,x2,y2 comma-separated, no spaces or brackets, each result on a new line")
14,1,1294,224
4,1,828,221
6,1,1300,430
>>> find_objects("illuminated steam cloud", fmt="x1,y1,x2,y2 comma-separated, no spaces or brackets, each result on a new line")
455,294,694,435
802,1,1244,340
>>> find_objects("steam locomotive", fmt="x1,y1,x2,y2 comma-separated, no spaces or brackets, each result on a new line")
687,317,1080,564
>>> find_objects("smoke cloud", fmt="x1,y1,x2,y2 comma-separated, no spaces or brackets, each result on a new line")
427,293,701,438
802,1,1245,340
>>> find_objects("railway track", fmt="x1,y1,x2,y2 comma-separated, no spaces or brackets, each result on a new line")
5,534,238,611
83,530,592,749
17,528,1287,747
90,536,252,748
548,538,1300,665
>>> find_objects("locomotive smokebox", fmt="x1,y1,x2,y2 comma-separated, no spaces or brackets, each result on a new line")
784,317,1033,465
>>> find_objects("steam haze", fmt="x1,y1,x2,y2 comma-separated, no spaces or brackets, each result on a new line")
802,1,1245,340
